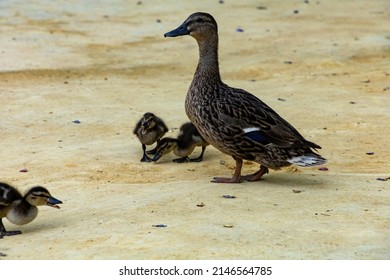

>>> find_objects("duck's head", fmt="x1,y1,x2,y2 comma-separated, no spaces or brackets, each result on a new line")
152,137,178,162
164,12,218,41
141,112,157,134
24,186,62,209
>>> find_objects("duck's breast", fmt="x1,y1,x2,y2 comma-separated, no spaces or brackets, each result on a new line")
6,202,38,225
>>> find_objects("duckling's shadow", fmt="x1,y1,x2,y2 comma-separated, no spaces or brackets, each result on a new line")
20,220,63,236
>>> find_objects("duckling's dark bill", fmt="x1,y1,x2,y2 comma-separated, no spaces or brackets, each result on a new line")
152,152,162,162
47,197,62,209
164,23,189,37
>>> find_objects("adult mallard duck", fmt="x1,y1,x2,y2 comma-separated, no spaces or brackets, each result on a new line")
164,12,326,183
0,182,62,238
152,122,208,163
133,112,169,162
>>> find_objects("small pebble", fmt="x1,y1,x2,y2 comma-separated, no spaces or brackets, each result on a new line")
224,224,234,228
278,97,286,102
152,224,167,228
19,168,28,173
366,152,374,155
292,190,304,193
223,195,236,199
318,167,329,171
72,120,81,124
293,10,299,14
197,202,205,207
236,27,244,33
284,61,293,64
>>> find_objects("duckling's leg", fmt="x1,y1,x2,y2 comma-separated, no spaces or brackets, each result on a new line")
189,146,206,162
147,139,161,155
0,219,22,238
173,156,190,163
212,157,243,183
241,165,269,182
140,144,152,162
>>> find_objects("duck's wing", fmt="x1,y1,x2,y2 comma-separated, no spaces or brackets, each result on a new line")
215,86,321,150
155,117,169,133
0,183,22,208
178,122,197,142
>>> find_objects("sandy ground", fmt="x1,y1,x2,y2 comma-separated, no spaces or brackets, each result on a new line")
0,0,389,260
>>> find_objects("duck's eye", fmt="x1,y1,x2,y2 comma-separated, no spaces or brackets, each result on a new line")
196,18,204,23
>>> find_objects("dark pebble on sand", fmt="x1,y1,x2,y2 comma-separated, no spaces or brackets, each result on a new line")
376,178,389,181
223,195,236,199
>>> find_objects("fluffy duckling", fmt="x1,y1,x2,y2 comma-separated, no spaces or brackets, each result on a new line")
133,112,168,162
0,182,62,238
152,122,208,163
164,12,326,183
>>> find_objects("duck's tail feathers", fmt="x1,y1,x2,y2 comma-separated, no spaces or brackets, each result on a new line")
287,154,327,167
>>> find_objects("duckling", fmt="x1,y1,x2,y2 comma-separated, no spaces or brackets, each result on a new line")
152,122,208,163
133,112,168,162
164,12,326,183
0,182,62,238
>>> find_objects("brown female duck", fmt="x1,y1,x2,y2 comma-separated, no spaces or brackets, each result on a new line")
164,12,326,183
133,112,168,162
152,122,208,163
0,182,62,238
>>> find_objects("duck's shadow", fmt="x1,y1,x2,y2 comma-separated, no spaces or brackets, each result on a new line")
255,172,329,189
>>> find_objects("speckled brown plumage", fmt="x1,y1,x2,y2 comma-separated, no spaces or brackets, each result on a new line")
165,12,326,183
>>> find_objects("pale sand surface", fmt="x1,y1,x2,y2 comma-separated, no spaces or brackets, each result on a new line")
0,0,389,259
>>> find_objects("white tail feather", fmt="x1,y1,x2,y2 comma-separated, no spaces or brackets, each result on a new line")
287,155,327,167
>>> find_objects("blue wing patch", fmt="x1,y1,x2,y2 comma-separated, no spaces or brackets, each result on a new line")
244,130,270,145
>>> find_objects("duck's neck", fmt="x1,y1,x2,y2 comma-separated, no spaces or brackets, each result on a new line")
194,36,221,83
19,197,35,214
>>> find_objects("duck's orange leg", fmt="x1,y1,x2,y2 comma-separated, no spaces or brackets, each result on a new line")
212,157,243,183
241,165,269,182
